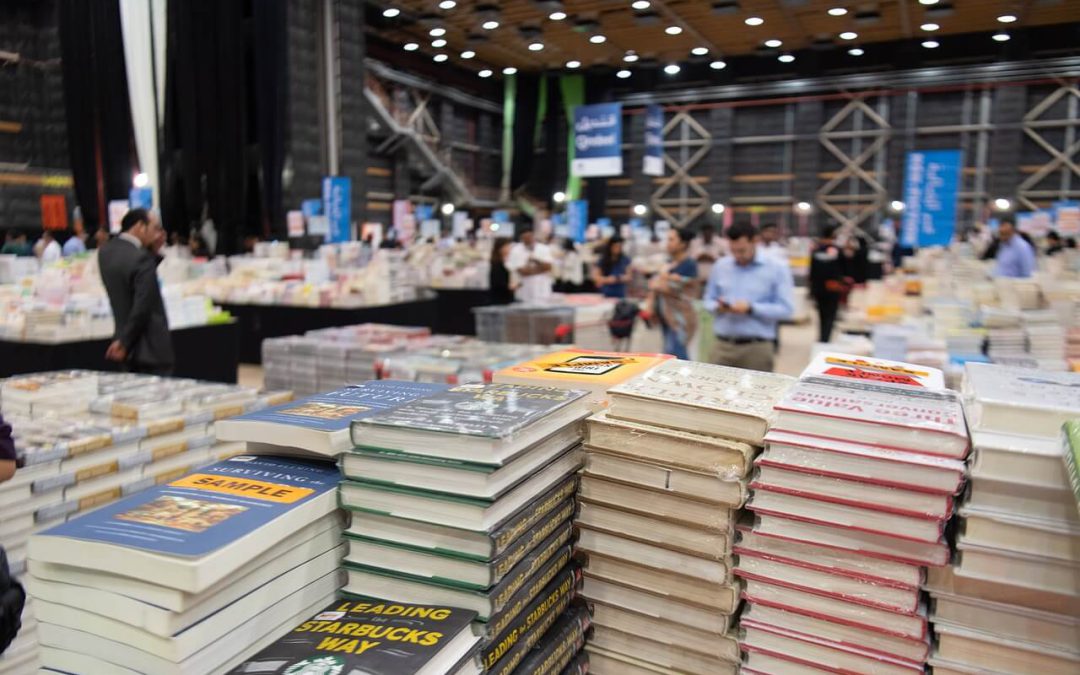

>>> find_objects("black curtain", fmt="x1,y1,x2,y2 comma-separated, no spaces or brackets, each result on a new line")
59,0,136,232
524,75,562,207
252,0,288,240
509,73,540,193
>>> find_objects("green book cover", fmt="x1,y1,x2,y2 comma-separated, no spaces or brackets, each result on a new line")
345,447,497,474
1063,421,1080,515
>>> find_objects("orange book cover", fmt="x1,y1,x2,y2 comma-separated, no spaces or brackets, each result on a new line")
493,349,673,393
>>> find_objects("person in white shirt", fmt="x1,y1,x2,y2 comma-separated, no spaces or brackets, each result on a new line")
506,229,555,304
39,231,61,264
759,223,788,263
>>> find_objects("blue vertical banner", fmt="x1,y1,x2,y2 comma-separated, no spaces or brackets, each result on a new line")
322,176,352,243
572,103,623,177
567,199,589,243
901,149,962,248
129,187,153,210
643,104,664,177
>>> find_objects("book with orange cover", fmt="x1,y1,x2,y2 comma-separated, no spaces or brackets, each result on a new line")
493,349,672,402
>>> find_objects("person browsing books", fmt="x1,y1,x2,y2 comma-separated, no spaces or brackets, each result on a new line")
593,236,632,298
506,228,555,304
646,227,700,360
703,223,794,372
993,218,1037,279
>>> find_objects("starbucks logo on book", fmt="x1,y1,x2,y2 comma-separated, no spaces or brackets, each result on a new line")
285,656,345,675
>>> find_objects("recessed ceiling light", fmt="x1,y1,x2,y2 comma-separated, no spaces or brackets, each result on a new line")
460,50,476,59
616,69,632,78
992,31,1011,42
839,31,858,40
764,38,782,48
529,42,544,51
482,20,499,30
745,16,764,26
478,69,493,78
383,7,401,18
778,53,795,63
632,0,651,9
848,47,864,55
433,54,449,62
624,52,639,62
665,26,683,35
918,0,939,4
438,0,456,9
590,34,607,44
921,22,939,31
549,11,567,20
431,38,447,48
403,42,419,51
711,203,725,214
827,7,848,16
503,66,517,75
633,204,648,216
430,27,446,37
710,59,727,70
922,39,940,48
997,14,1017,23
566,60,581,69
664,63,681,75
691,47,709,56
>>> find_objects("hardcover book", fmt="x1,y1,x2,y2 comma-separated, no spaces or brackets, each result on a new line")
933,620,1080,675
964,363,1080,439
590,625,738,675
973,430,1070,492
581,575,737,631
493,349,672,398
741,624,923,675
590,602,732,655
579,474,733,531
585,449,747,506
216,381,448,456
511,605,591,675
577,527,731,584
802,352,946,390
576,500,731,560
587,645,736,675
751,513,950,567
578,549,735,608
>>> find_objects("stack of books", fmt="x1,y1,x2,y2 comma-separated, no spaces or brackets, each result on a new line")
1,370,101,417
925,363,1080,675
578,360,795,674
25,455,343,673
737,353,969,674
341,383,593,674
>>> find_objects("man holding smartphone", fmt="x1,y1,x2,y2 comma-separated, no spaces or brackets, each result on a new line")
703,223,795,372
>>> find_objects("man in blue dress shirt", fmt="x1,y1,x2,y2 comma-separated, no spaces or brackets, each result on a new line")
703,223,795,372
993,218,1037,279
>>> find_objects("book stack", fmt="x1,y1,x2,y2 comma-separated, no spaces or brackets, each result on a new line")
26,455,343,674
737,353,969,675
340,383,593,674
1,370,100,417
925,363,1080,675
578,360,795,675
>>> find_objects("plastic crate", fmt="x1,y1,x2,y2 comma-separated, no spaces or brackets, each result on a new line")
473,306,511,342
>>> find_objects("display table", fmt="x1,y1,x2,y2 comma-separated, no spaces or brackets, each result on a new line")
220,297,439,364
0,321,240,383
428,288,493,336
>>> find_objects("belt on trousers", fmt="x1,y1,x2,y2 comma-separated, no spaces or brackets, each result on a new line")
716,335,769,345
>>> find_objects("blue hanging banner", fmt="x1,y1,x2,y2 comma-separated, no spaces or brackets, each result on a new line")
567,200,589,243
902,149,962,248
643,104,664,177
572,102,623,177
322,176,352,244
129,187,153,210
301,199,323,217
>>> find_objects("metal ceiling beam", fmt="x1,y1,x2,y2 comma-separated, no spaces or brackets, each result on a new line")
366,59,502,113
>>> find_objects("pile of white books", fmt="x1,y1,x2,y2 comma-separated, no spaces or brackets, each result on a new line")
925,363,1080,675
25,455,343,674
577,360,795,674
737,353,968,674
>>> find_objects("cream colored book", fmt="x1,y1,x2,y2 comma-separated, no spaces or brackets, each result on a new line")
581,575,738,630
579,474,733,531
607,360,794,443
586,411,754,478
963,362,1080,439
576,501,731,559
585,450,747,505
590,625,738,675
581,550,735,607
578,527,731,582
972,430,1070,490
931,591,1080,652
741,625,922,675
960,505,1080,561
926,564,1080,617
587,645,735,675
590,602,731,655
926,656,995,675
966,474,1079,523
934,620,1080,675
742,651,832,675
956,538,1080,595
752,513,949,566
749,489,944,543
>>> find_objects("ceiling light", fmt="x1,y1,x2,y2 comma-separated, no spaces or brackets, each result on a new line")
992,31,1011,42
529,42,545,51
764,39,782,48
503,66,517,75
710,59,727,70
549,11,567,20
433,53,448,62
663,63,681,75
632,0,651,9
438,0,457,8
478,69,493,78
440,203,456,216
665,26,683,35
431,38,447,48
889,200,905,212
827,7,848,16
993,197,1012,211
691,47,709,56
624,52,640,62
553,191,566,203
711,202,725,214
383,7,401,18
633,204,648,216
922,39,939,48
920,22,939,31
482,20,499,30
778,53,795,63
997,14,1017,23
616,69,632,78
796,201,813,213
590,34,607,44
430,27,446,37
133,172,149,188
839,31,858,40
744,16,764,26
566,60,581,69
848,47,864,56
918,0,939,4
460,50,475,59
403,42,420,51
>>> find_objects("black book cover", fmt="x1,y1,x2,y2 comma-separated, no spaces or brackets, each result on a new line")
489,476,578,554
513,604,592,675
225,598,476,675
355,383,587,439
486,554,580,638
489,526,573,608
492,509,574,582
559,649,589,675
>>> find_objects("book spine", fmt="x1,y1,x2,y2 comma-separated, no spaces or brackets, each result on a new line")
487,559,581,640
750,479,952,521
513,604,592,675
558,650,589,675
491,504,575,581
483,561,581,672
489,478,578,556
491,528,574,614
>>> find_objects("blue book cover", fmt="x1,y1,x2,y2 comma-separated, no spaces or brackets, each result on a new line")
37,456,339,557
226,381,449,433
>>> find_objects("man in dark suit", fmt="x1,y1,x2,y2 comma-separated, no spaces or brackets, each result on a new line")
99,209,174,375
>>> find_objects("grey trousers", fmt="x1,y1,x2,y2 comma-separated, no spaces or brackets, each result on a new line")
710,338,775,372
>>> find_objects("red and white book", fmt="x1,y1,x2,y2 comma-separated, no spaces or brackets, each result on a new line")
762,430,966,495
772,377,969,459
751,513,950,567
752,463,954,521
741,623,924,675
748,490,945,544
802,352,946,390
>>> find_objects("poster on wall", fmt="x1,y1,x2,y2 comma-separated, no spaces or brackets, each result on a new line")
1055,201,1080,237
567,199,588,243
643,104,664,177
108,200,129,234
901,149,962,248
40,195,67,231
572,102,623,177
322,176,352,243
